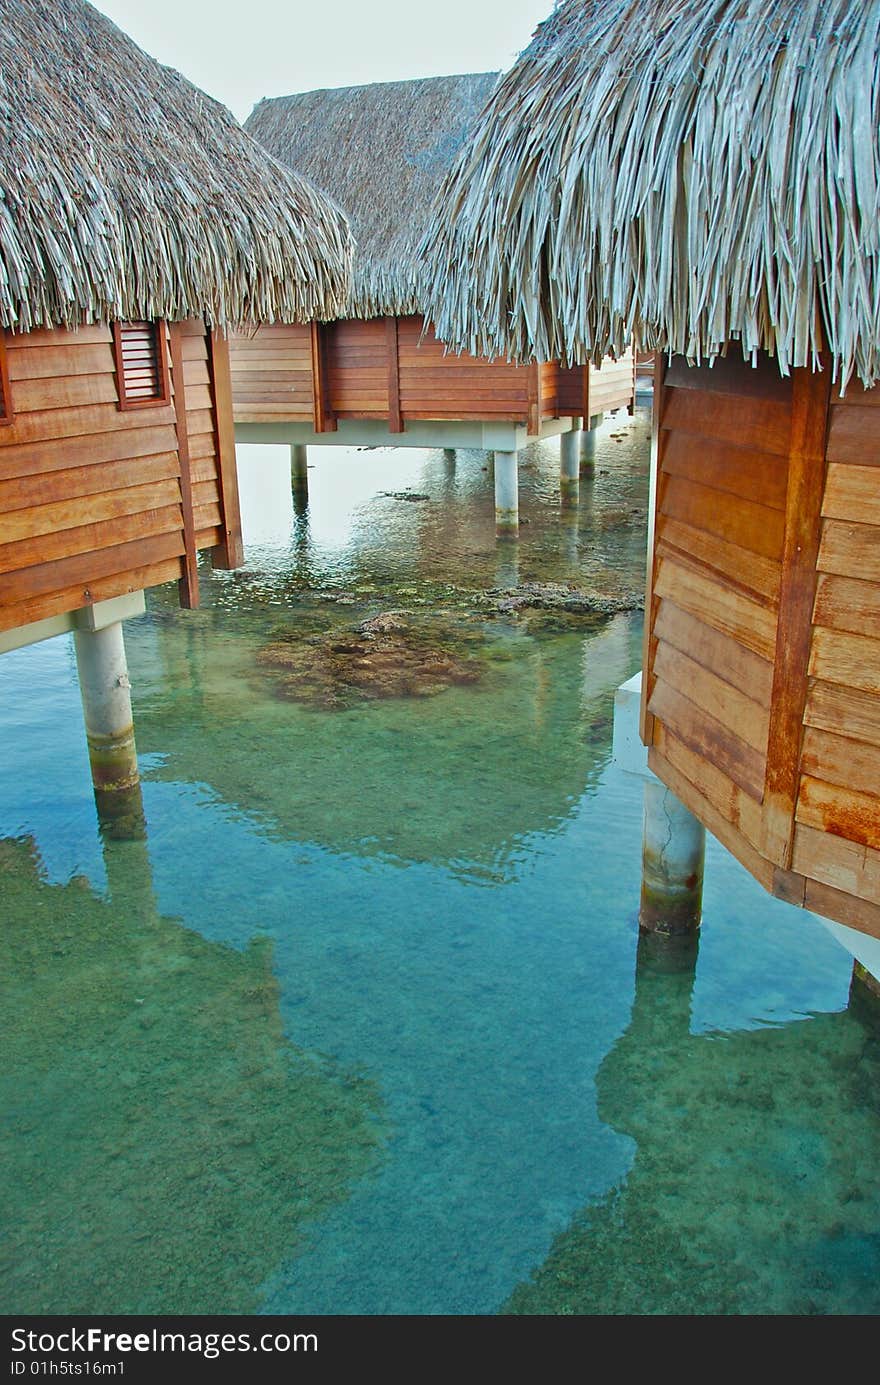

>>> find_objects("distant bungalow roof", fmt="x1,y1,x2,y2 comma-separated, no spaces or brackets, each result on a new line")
245,73,500,319
0,0,354,331
422,0,880,388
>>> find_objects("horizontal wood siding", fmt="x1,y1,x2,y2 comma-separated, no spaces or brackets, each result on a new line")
0,321,227,633
646,353,790,887
646,358,880,938
791,383,880,934
588,350,635,415
398,317,530,422
324,317,388,419
228,323,314,423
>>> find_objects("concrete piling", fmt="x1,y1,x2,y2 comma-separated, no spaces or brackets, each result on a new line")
73,620,141,831
639,778,706,935
494,450,519,536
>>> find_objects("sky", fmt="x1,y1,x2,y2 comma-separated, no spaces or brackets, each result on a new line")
92,0,553,123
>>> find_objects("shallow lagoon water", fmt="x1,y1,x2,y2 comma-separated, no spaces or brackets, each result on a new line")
2,411,879,1315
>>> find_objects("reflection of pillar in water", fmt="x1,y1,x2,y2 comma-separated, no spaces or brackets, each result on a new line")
640,778,705,936
559,498,579,568
629,928,699,1044
74,620,142,836
494,540,520,592
291,443,309,515
100,797,161,931
849,960,880,1025
560,427,580,506
443,448,456,468
494,450,519,536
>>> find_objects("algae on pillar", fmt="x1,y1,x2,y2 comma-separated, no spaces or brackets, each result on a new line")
73,618,141,833
639,778,706,936
559,427,580,506
580,415,602,475
494,450,519,536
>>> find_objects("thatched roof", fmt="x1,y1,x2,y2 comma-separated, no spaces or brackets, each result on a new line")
423,0,880,388
245,73,500,319
0,0,354,332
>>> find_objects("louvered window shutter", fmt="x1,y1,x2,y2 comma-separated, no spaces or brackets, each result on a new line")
113,320,170,408
0,334,11,424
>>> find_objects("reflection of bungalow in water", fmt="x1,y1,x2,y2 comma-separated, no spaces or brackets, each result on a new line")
506,937,880,1315
0,0,351,818
232,75,636,531
423,0,880,982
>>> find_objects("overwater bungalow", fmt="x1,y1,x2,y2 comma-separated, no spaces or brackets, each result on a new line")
423,0,880,975
232,74,636,530
0,0,351,816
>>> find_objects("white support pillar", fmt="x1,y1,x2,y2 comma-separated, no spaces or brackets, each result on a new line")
560,427,580,505
73,619,141,830
494,449,519,535
614,672,706,936
640,778,706,935
580,414,602,473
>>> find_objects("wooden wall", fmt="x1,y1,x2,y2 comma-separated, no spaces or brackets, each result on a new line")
229,316,636,433
643,353,880,940
229,323,314,424
0,320,241,635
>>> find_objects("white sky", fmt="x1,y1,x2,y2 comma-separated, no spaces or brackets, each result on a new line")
92,1,553,123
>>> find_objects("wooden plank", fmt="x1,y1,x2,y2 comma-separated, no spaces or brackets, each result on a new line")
653,642,769,754
0,530,185,607
527,362,541,436
653,721,765,850
796,775,880,852
793,822,880,906
182,359,210,388
0,556,184,635
169,323,199,609
310,321,337,433
648,745,776,891
813,572,880,639
825,404,880,465
0,427,179,482
386,316,403,433
817,519,880,583
648,676,766,799
663,385,792,456
761,365,831,866
805,678,880,750
660,430,788,510
0,503,184,576
660,473,784,559
656,522,781,603
654,554,777,659
206,328,244,570
6,343,115,381
6,324,110,349
808,627,880,695
640,353,665,743
803,878,880,941
664,353,791,402
653,600,774,705
0,399,175,446
0,475,182,541
801,725,880,799
822,462,880,525
11,373,120,412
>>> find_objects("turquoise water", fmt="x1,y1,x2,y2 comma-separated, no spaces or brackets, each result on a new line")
2,412,879,1315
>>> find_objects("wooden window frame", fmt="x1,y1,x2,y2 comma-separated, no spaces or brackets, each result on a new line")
112,319,171,411
0,332,12,426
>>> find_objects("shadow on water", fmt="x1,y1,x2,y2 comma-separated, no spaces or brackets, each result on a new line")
505,935,880,1315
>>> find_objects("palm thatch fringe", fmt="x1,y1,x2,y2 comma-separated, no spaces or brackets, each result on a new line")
422,0,880,389
0,0,353,332
245,74,499,319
